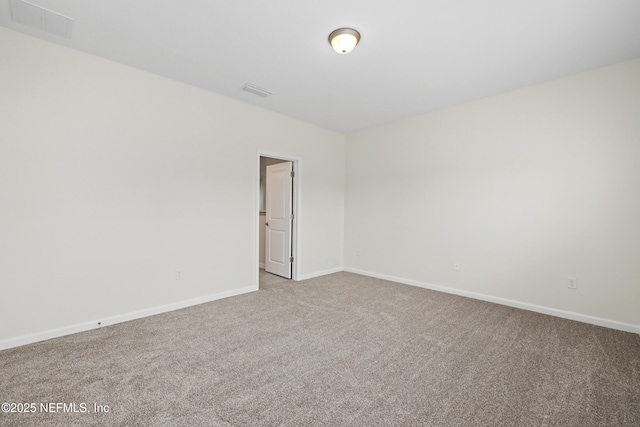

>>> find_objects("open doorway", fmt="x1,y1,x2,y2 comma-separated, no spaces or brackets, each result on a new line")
258,154,299,289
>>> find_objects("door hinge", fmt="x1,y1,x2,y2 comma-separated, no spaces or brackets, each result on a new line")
289,256,294,263
290,213,294,220
290,171,295,178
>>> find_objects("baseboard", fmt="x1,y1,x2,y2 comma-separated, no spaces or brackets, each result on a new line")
344,267,640,335
297,267,344,281
0,285,257,351
259,263,265,269
4,269,635,351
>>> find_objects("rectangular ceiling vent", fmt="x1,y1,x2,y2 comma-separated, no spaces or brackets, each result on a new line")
241,83,272,98
10,0,74,38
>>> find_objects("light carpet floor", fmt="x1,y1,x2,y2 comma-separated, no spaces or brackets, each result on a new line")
1,272,639,426
259,268,291,290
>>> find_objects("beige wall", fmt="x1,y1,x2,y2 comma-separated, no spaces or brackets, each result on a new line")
345,59,640,329
259,213,266,267
0,27,345,344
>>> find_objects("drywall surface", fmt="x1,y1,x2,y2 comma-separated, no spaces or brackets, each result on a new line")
0,27,345,343
345,59,640,327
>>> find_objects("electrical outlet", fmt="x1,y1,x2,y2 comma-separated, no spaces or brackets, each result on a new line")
176,269,183,280
568,276,577,289
453,261,460,271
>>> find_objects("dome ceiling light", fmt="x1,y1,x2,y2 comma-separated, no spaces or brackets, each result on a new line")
328,28,361,54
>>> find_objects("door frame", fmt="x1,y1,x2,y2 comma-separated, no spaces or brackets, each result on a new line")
256,151,300,284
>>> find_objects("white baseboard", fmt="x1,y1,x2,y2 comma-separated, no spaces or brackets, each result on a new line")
344,267,640,334
0,285,257,351
259,263,265,269
297,267,344,281
4,269,636,351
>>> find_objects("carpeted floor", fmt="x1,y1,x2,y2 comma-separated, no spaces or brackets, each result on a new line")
1,272,639,426
259,268,291,290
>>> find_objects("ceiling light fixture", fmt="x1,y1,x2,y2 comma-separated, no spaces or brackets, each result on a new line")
328,28,360,54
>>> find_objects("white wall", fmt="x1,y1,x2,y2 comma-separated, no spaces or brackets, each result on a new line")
0,27,345,344
2,27,637,347
345,59,640,329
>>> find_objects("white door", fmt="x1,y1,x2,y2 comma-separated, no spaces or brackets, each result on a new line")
265,161,293,278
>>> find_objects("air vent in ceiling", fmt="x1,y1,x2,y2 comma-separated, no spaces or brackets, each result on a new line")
241,84,272,98
10,0,74,38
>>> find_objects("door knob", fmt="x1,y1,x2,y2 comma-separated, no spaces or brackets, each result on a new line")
265,222,269,226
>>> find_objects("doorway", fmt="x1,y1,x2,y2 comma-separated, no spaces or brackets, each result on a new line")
257,153,299,288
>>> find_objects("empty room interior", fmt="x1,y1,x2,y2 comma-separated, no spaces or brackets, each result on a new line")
1,1,639,426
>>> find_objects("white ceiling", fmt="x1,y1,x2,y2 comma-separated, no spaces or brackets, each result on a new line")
2,0,640,134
